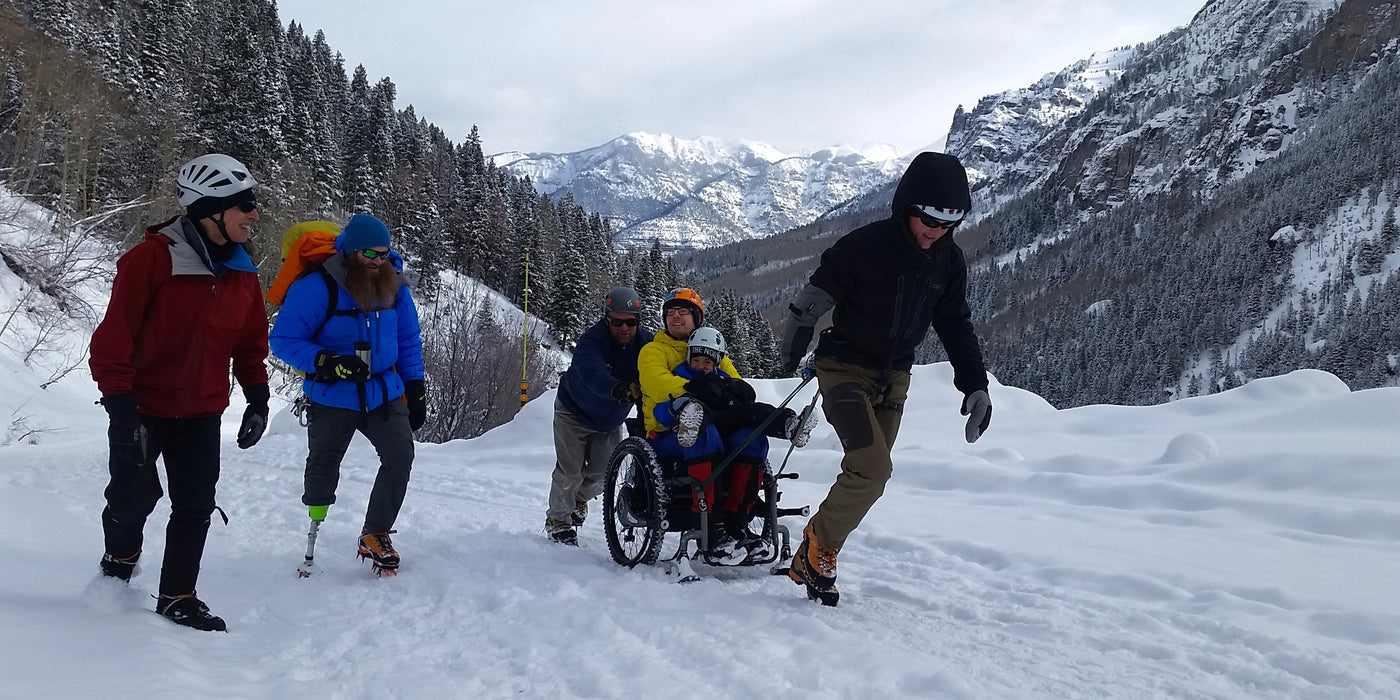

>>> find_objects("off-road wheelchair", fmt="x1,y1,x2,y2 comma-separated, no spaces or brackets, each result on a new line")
601,378,817,582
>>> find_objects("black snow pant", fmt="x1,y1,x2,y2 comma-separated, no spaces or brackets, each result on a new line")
101,414,221,597
302,400,414,535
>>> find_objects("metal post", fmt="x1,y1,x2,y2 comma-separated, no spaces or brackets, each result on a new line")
520,248,531,410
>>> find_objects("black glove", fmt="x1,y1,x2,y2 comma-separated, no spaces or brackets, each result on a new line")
101,392,143,444
237,384,270,449
101,392,140,426
960,390,992,443
405,379,427,431
610,382,642,403
684,372,729,408
722,377,755,406
314,350,370,383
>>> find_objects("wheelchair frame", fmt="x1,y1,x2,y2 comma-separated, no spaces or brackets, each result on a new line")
601,374,817,582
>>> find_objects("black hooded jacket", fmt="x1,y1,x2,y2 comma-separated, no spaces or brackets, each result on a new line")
796,152,988,395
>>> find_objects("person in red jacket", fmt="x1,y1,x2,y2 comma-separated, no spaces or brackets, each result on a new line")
89,154,271,632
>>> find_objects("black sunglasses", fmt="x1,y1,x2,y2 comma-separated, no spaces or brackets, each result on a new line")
915,211,959,231
235,200,259,213
360,248,391,260
607,316,639,327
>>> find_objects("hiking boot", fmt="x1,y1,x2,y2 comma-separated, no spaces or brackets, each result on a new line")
706,530,747,566
545,517,578,546
357,531,400,571
675,399,707,448
788,524,839,606
786,406,819,448
570,500,588,527
155,593,226,632
99,551,140,581
740,531,774,564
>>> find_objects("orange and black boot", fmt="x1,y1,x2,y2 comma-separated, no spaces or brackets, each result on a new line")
358,531,400,575
788,523,839,606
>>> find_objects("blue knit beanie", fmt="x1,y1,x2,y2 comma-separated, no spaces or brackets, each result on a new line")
336,214,391,254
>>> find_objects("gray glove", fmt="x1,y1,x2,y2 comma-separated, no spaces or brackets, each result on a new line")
960,390,991,443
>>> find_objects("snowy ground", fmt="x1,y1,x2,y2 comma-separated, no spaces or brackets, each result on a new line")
2,360,1398,699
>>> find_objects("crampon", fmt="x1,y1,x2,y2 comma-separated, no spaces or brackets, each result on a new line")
357,531,400,577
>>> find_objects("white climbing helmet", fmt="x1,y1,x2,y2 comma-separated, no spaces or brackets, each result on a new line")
176,154,256,207
687,326,727,363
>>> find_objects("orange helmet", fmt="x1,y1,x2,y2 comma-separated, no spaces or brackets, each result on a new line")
662,287,705,326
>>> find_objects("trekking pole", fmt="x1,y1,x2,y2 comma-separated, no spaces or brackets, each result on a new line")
701,373,816,490
297,518,321,578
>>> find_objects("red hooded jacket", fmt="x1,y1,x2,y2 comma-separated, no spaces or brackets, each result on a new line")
90,216,269,418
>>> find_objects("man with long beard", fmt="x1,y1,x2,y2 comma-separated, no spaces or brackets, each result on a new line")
270,213,426,576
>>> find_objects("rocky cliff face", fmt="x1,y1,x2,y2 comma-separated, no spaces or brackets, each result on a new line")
944,0,1346,221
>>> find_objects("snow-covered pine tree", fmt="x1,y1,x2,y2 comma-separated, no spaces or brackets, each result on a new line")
342,65,378,213
549,243,591,349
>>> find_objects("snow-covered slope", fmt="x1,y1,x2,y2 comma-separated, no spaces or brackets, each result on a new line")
495,132,908,250
4,359,1399,697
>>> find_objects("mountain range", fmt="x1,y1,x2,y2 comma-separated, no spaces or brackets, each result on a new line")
494,133,909,250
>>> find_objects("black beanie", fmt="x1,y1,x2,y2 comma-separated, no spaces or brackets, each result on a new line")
187,188,257,221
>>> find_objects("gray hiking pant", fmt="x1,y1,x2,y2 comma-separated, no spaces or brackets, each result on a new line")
808,356,911,552
546,398,623,523
303,400,414,534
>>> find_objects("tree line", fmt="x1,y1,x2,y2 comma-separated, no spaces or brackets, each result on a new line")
0,0,782,439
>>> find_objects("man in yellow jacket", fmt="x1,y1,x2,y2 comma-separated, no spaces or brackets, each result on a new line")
639,288,760,562
638,288,741,435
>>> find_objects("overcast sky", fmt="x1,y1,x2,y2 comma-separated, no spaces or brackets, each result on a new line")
276,0,1205,158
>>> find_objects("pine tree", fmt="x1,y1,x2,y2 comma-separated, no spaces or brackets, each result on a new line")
342,65,377,213
1382,205,1398,251
29,0,76,46
549,244,591,349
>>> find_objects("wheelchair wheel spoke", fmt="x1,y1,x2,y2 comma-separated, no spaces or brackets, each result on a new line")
603,437,667,567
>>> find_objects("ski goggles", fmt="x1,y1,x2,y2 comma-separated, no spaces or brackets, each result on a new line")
360,248,391,260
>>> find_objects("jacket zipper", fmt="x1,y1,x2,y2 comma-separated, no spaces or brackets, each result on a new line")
889,276,905,338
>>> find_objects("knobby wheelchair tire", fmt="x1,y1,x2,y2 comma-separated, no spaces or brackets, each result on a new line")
603,436,667,567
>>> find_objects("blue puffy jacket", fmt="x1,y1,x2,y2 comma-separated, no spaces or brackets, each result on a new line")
269,254,424,411
558,319,653,433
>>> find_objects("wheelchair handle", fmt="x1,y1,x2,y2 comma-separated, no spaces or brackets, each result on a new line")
777,506,810,518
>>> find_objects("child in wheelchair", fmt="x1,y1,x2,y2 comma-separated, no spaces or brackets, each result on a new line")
650,327,818,564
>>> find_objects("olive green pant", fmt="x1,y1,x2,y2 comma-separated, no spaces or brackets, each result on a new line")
808,356,911,552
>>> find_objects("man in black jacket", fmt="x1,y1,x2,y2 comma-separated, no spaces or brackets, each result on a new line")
779,151,992,606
